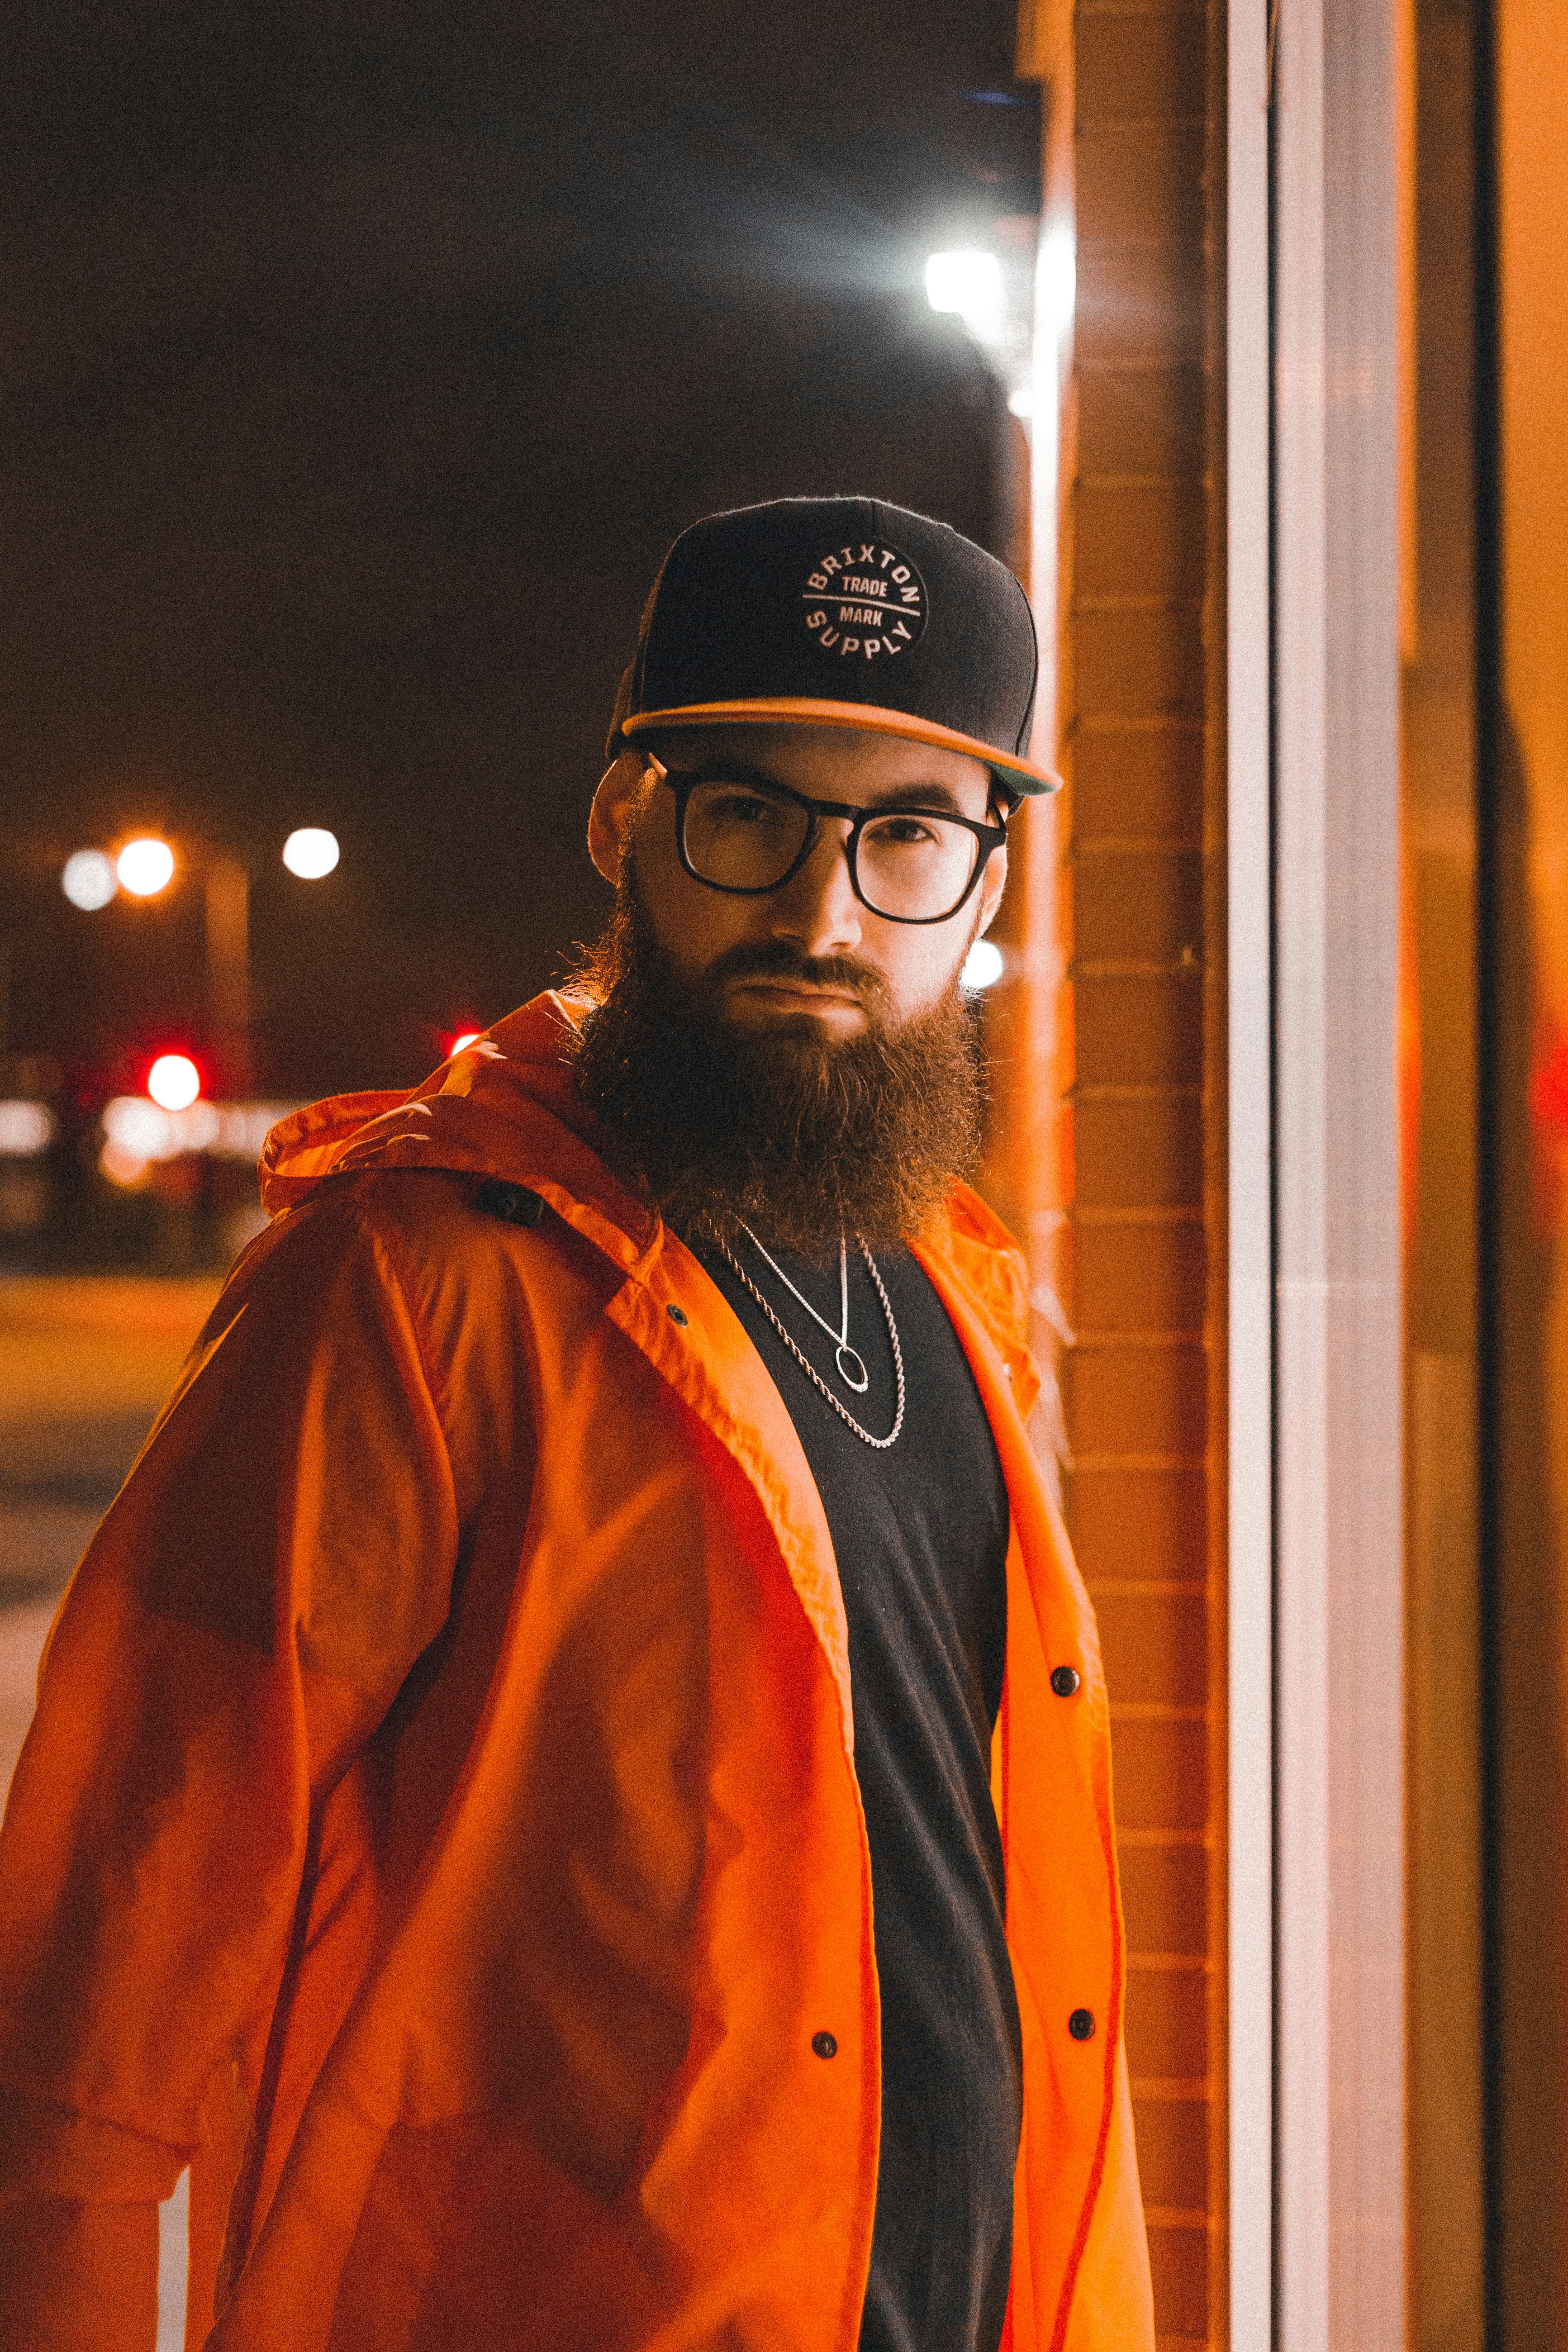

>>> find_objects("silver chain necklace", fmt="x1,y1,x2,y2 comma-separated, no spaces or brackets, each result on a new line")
717,1224,906,1449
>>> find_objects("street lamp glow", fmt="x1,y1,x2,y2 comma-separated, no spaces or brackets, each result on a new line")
282,827,340,879
117,838,176,897
99,1141,151,1190
1037,222,1077,343
147,1054,201,1111
961,938,1006,992
62,850,118,910
925,248,1005,346
0,1101,55,1154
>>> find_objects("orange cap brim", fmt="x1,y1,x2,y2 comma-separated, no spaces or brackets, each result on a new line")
621,698,1061,795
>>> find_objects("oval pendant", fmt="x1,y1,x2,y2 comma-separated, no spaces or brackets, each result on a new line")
836,1342,870,1394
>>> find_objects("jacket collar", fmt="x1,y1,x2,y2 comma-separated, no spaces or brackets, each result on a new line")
260,993,661,1277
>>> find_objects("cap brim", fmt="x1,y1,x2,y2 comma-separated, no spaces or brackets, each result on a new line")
621,698,1061,795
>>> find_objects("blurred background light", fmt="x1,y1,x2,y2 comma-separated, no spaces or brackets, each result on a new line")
117,838,176,898
0,1102,56,1155
961,938,1005,991
448,1031,481,1056
1036,222,1077,344
61,850,118,911
147,1054,201,1111
102,1096,295,1163
105,1098,185,1159
98,1141,152,1190
281,827,340,879
925,248,1005,346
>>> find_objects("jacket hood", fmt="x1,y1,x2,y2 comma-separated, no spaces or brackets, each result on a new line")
259,993,660,1274
258,991,1036,1356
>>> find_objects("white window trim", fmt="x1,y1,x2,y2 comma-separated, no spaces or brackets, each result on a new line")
1240,0,1410,2342
1227,0,1273,2338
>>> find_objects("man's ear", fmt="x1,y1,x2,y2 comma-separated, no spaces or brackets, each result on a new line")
588,751,652,884
973,836,1009,937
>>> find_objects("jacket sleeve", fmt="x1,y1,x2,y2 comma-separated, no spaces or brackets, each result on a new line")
0,1191,461,2351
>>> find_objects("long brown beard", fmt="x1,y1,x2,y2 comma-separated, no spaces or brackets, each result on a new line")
571,880,985,1252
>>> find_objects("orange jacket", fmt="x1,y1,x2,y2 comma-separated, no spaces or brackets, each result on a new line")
0,995,1152,2352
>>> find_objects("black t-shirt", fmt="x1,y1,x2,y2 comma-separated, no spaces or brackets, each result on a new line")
690,1234,1022,2352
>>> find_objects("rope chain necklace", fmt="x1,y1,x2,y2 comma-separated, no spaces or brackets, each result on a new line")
717,1223,906,1450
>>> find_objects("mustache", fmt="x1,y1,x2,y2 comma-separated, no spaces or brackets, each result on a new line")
700,938,888,1005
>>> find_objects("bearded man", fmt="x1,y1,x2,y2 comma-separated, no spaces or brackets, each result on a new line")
0,498,1152,2352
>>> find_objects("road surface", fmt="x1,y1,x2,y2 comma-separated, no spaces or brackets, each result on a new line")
0,1273,223,2348
0,1273,222,1765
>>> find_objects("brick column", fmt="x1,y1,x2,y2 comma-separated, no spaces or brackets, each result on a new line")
1017,0,1228,2342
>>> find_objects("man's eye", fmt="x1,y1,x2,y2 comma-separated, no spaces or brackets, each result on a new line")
708,791,783,826
868,814,941,848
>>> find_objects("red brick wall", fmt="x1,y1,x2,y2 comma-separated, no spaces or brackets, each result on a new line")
1017,0,1227,2341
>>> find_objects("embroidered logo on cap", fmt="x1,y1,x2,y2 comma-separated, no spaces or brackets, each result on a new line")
802,539,927,661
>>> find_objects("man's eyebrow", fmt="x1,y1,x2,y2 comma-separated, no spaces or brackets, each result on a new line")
858,782,973,816
665,757,792,791
664,758,983,817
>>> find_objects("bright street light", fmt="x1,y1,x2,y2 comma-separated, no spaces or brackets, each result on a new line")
1036,222,1077,346
62,850,118,911
117,838,176,897
147,1053,201,1111
0,1101,55,1154
282,827,340,879
925,248,1005,347
962,939,1006,992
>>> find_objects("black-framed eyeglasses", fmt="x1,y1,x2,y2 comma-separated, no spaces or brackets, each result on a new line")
657,763,1009,927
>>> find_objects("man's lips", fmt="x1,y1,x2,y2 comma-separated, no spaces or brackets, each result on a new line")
725,976,866,1012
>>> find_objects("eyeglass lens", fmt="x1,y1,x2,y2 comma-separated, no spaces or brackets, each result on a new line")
681,779,982,921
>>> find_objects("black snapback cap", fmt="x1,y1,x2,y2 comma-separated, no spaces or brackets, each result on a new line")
611,494,1060,795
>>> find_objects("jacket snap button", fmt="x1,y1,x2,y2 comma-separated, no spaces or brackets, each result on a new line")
1050,1665,1081,1698
667,1303,689,1326
1068,2008,1096,2042
811,2031,838,2060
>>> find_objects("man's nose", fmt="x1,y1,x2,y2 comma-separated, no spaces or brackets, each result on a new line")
765,822,864,956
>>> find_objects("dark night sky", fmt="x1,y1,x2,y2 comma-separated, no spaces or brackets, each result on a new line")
0,2,1038,1098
